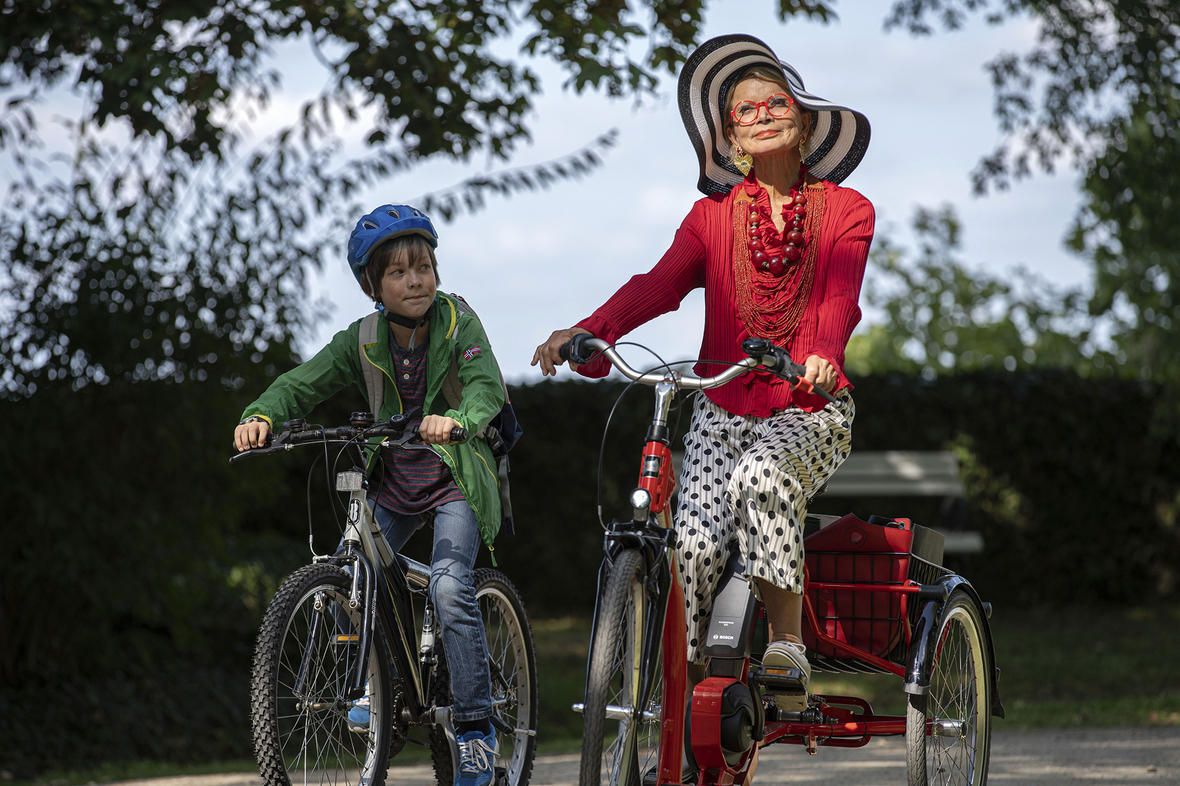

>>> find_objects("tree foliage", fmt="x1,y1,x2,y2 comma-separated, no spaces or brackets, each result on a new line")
6,0,788,398
0,2,841,775
846,205,1108,379
885,0,1180,382
886,0,1180,191
1069,94,1180,382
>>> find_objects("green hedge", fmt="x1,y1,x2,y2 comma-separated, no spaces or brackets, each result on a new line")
2,370,1177,775
843,371,1180,605
497,371,1180,611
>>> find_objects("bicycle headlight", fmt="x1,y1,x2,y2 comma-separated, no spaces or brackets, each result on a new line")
630,488,652,523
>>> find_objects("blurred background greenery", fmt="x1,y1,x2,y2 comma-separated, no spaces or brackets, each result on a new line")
3,0,1180,779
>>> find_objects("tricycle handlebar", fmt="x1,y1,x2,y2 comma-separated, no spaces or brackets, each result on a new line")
560,334,836,402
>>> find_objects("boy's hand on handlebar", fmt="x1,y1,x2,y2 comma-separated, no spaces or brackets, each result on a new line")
235,420,271,451
531,327,591,376
419,414,461,445
803,355,837,393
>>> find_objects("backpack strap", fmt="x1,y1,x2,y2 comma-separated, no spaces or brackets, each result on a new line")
442,294,511,443
359,312,384,418
443,293,518,535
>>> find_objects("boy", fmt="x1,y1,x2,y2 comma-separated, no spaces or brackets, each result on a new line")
234,204,505,786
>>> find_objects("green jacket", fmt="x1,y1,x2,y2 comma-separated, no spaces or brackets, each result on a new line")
240,293,506,549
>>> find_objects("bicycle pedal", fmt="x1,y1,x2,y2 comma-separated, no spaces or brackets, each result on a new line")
751,665,806,695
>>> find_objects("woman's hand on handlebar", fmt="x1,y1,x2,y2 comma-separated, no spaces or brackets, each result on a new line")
235,419,271,452
531,327,591,376
803,355,837,394
419,414,462,445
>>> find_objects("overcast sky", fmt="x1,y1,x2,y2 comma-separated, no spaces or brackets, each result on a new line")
292,0,1089,383
13,0,1088,383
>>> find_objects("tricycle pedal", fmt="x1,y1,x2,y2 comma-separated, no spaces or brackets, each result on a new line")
751,665,806,695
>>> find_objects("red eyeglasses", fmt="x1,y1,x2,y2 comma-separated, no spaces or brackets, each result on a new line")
730,93,796,126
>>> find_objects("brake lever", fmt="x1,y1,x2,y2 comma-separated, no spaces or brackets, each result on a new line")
228,442,290,462
382,424,469,450
384,428,430,450
782,372,838,404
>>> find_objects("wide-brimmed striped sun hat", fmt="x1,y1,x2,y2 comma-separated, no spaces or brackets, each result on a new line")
678,33,871,195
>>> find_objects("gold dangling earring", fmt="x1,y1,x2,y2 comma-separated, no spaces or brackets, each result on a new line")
734,145,753,176
799,134,808,167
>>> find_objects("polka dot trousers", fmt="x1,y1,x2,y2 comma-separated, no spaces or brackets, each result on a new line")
673,390,854,662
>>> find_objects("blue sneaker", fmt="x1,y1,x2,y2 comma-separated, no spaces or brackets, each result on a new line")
454,729,497,786
347,682,371,732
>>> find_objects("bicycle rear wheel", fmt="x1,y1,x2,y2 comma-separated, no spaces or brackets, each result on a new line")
252,563,395,786
429,568,538,786
579,549,663,786
905,588,992,786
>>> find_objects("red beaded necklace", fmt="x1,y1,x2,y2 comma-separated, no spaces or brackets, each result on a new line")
732,171,826,344
748,172,809,276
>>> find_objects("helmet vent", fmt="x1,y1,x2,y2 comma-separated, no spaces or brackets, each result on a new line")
363,220,379,230
386,208,401,218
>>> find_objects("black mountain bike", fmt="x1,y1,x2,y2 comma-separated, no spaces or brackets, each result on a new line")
232,411,538,786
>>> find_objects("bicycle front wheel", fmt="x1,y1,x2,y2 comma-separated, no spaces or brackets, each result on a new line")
579,548,663,786
252,563,395,786
905,588,992,786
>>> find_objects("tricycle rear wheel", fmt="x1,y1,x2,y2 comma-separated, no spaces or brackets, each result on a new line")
905,588,992,785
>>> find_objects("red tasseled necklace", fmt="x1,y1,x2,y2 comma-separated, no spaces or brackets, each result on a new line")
732,171,827,344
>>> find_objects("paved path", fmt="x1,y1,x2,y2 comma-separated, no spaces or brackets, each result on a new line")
112,727,1179,786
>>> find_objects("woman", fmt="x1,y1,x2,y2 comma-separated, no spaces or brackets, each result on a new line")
533,34,874,711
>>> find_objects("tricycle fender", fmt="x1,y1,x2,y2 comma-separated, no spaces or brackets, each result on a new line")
903,574,1005,719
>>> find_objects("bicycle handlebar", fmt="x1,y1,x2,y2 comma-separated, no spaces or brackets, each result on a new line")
230,418,468,463
560,334,837,403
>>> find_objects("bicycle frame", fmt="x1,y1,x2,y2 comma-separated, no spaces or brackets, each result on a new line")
316,467,461,748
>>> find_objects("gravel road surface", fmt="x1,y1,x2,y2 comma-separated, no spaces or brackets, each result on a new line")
110,726,1178,786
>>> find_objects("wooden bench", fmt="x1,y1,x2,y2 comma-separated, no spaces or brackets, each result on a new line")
820,451,983,555
668,449,983,554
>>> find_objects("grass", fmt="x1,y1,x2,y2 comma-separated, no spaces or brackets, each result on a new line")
15,604,1179,784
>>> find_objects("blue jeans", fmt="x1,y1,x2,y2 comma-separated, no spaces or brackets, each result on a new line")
370,499,493,722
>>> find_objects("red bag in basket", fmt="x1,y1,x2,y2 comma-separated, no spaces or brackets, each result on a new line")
801,514,914,661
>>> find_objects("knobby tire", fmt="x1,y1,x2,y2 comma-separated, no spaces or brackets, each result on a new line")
251,563,394,786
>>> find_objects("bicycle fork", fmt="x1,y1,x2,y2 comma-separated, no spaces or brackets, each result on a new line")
297,479,380,704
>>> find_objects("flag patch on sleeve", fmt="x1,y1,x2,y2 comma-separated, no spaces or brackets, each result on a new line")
462,345,482,360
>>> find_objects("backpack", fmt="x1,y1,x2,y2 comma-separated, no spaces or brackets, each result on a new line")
358,295,522,534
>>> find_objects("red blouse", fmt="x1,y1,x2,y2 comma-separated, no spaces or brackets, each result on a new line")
576,177,874,416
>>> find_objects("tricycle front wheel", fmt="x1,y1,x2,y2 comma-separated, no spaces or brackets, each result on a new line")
579,548,664,786
905,588,992,785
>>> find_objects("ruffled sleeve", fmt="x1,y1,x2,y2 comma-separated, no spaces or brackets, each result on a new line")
806,188,874,388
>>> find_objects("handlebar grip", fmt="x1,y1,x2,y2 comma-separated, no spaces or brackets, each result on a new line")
450,426,468,443
561,333,596,365
229,430,273,454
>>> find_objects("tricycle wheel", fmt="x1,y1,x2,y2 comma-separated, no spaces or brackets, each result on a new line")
905,588,992,785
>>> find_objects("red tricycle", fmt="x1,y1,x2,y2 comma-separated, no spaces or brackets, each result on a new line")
566,335,1003,786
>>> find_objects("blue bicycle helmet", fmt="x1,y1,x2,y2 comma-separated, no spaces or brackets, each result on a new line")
346,204,439,287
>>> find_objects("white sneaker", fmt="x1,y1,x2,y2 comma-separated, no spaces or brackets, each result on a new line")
762,641,811,712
